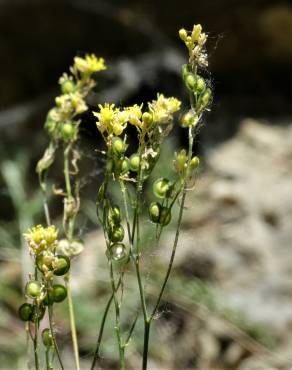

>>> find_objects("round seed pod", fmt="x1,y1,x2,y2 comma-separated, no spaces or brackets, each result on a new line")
25,281,41,299
159,207,171,226
200,88,212,108
129,153,140,172
30,305,46,322
52,284,67,303
190,156,200,170
121,158,130,174
44,290,54,306
109,225,125,243
108,243,127,262
36,254,45,272
195,76,206,94
153,178,172,199
149,202,161,223
42,328,53,347
53,255,70,276
185,73,197,91
18,303,33,321
61,123,76,142
142,112,153,125
61,80,75,94
112,137,127,157
109,205,121,224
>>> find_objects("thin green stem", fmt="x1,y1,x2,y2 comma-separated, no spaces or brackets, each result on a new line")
90,292,114,370
45,347,51,370
142,320,150,370
48,301,64,370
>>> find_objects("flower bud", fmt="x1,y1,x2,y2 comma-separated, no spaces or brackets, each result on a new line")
180,111,199,128
159,207,171,226
25,281,41,299
42,328,53,347
179,28,188,41
109,225,125,243
52,284,67,303
61,80,75,94
53,255,70,276
129,153,140,172
112,137,127,157
153,178,172,199
149,202,161,223
181,64,190,80
121,158,130,174
200,88,212,108
18,303,33,321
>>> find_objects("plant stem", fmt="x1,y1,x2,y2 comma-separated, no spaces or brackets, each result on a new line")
63,144,80,370
48,302,64,370
142,320,150,370
65,274,80,370
90,292,114,370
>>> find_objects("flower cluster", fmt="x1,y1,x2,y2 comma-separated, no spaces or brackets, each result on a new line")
93,94,181,139
24,225,58,255
179,24,208,67
45,54,107,142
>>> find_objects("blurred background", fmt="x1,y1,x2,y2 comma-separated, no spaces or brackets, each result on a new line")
1,0,292,369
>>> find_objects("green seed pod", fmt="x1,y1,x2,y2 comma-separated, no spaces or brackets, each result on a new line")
18,303,33,321
142,112,153,125
190,156,200,170
149,202,161,223
25,281,41,299
36,254,45,272
180,111,199,128
61,80,76,94
30,305,46,322
200,88,212,108
52,284,67,303
153,178,172,199
112,137,127,157
44,290,55,306
129,153,140,172
108,243,127,262
121,158,130,174
159,207,171,226
53,255,70,276
174,149,188,173
45,119,57,135
109,205,121,224
61,123,76,142
195,76,206,94
109,225,125,243
42,328,53,347
185,73,197,91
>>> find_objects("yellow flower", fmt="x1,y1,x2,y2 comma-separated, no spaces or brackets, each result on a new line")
148,94,181,124
179,24,208,67
93,103,116,134
24,225,58,255
74,54,107,74
126,104,143,128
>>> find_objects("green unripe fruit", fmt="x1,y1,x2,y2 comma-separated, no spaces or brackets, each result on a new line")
53,255,70,276
180,111,199,128
121,158,130,174
149,202,161,223
109,206,121,224
36,254,45,272
52,284,67,303
30,305,46,322
129,153,140,172
45,119,57,135
142,112,153,125
61,123,75,142
159,207,171,226
201,88,212,108
44,290,54,306
42,328,53,347
18,303,33,321
61,80,75,94
174,149,187,172
195,76,206,94
109,225,125,243
108,243,127,262
25,281,41,299
153,178,172,199
112,137,127,157
190,156,200,170
185,73,197,90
